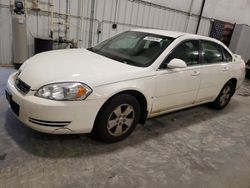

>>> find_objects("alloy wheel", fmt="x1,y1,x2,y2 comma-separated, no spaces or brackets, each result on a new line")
107,104,135,136
219,85,231,106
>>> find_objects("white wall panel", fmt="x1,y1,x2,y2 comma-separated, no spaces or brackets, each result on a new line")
197,18,211,36
96,0,212,44
186,16,198,34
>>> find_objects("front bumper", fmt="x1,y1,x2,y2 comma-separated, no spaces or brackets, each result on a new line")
6,73,106,134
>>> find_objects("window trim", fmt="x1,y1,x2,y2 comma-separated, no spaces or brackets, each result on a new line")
158,39,202,70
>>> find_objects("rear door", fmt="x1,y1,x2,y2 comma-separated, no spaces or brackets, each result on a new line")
195,40,232,103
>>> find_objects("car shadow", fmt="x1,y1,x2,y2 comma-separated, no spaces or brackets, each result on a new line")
4,99,240,159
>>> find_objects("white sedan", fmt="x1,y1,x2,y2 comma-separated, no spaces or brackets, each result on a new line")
6,29,245,142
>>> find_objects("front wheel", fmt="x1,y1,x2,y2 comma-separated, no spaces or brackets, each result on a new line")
210,82,234,109
93,94,140,143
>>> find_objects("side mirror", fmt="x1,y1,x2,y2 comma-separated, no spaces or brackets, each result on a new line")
167,58,187,69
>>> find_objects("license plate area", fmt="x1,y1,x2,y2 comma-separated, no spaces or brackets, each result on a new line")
5,90,20,116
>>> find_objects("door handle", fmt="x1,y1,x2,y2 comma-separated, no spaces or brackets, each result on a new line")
222,67,229,72
191,70,200,76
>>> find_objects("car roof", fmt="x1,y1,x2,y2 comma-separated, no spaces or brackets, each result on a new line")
131,28,217,41
130,28,228,49
131,28,188,38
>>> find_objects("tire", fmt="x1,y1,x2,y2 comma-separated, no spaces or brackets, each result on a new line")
93,94,140,143
209,81,234,109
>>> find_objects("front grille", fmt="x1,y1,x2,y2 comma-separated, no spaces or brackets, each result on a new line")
15,78,31,94
29,118,71,127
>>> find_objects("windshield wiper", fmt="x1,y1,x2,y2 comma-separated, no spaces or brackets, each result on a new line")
88,49,138,66
108,56,125,63
87,47,95,52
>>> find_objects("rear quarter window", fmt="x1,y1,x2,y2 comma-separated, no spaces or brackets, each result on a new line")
201,41,223,63
222,48,233,62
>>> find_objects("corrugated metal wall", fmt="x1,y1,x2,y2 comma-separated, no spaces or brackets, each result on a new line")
0,0,212,65
0,3,12,65
93,0,211,46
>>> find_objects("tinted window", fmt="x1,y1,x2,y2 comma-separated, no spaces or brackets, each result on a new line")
201,41,223,63
163,40,200,67
222,48,232,62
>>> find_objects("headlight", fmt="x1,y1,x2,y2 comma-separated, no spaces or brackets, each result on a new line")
35,82,92,101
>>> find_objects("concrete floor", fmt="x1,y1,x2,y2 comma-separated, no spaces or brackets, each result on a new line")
0,67,250,188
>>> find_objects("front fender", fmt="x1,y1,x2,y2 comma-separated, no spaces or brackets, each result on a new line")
90,76,156,113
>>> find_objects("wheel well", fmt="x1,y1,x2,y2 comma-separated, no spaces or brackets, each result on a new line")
228,78,237,95
120,90,148,124
94,90,148,127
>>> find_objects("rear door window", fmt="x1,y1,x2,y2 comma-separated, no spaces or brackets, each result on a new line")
201,41,223,64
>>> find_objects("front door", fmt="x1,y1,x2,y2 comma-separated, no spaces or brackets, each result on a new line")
152,40,201,114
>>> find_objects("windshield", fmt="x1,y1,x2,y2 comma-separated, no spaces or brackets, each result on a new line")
89,31,175,67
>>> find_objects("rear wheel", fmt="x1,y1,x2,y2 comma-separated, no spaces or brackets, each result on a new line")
210,82,234,109
93,94,140,143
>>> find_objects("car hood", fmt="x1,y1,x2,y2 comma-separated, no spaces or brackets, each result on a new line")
18,49,150,89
